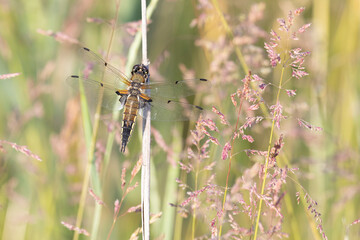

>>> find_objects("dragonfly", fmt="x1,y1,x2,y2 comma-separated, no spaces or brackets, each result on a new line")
68,47,208,152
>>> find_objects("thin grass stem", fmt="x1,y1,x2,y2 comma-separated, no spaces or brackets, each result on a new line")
140,0,153,238
218,72,248,239
209,0,271,118
209,1,251,238
208,3,301,239
191,142,201,239
138,1,160,239
253,66,285,239
72,2,121,240
210,0,249,75
126,0,159,71
191,171,198,239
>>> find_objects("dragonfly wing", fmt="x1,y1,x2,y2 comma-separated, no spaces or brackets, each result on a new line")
67,75,124,111
138,96,204,121
78,47,131,89
145,78,209,99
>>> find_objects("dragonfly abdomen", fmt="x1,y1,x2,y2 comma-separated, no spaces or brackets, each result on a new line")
120,95,140,152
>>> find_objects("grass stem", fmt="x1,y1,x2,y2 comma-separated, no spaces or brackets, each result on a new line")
253,66,285,239
72,2,121,240
218,72,248,239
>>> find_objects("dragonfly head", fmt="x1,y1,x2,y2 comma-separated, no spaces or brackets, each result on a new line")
131,64,150,82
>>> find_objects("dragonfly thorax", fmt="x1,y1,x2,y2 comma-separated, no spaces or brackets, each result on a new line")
128,87,142,96
129,81,142,89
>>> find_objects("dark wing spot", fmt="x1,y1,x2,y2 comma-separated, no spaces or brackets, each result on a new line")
116,91,120,95
167,100,172,104
71,75,79,78
175,81,179,84
104,62,108,66
83,47,90,51
100,83,104,87
200,78,207,81
195,105,203,110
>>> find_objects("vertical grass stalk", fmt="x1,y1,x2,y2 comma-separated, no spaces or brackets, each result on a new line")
191,146,201,239
218,72,248,239
73,2,121,240
253,66,285,239
209,2,251,238
140,0,150,238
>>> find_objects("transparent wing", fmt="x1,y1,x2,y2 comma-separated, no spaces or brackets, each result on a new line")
139,96,204,121
69,46,209,119
144,78,209,99
137,78,209,121
67,75,124,111
77,47,131,89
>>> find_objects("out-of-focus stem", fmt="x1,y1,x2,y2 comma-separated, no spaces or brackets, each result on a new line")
253,66,285,239
73,2,121,240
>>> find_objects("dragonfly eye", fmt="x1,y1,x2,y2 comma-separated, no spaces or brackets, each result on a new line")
131,64,140,74
132,64,150,80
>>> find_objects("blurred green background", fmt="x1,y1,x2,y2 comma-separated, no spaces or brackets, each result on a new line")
0,0,359,239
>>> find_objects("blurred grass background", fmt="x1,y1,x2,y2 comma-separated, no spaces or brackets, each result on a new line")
0,0,359,239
